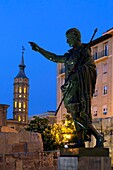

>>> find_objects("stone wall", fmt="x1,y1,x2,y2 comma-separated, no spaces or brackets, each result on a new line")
0,104,9,126
0,131,59,170
0,131,43,152
0,151,59,170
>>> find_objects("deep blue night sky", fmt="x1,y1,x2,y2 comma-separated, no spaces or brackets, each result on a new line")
0,0,113,118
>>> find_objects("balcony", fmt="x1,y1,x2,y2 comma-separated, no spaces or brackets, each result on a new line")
93,50,109,61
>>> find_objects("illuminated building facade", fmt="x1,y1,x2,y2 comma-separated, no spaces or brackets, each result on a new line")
91,29,113,120
13,48,29,123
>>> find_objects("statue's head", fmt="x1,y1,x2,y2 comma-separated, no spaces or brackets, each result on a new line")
66,28,81,47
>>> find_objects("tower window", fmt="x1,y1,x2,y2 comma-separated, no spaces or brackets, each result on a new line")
18,115,21,121
23,102,26,108
15,88,18,93
22,116,25,122
19,102,22,108
19,87,22,93
24,87,26,93
14,101,17,108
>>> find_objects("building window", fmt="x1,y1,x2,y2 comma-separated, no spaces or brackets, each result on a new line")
93,106,98,116
19,87,22,93
103,63,107,74
93,89,98,97
96,67,98,75
93,46,98,60
103,86,108,94
103,105,107,115
104,42,108,56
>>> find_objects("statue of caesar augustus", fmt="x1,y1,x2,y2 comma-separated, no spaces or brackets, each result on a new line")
29,28,104,148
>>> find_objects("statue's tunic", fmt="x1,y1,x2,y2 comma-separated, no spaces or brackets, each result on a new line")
61,45,97,120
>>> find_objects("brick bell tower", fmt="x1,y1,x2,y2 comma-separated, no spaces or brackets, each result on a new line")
13,47,29,123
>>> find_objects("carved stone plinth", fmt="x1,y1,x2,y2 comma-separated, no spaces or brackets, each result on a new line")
58,148,111,170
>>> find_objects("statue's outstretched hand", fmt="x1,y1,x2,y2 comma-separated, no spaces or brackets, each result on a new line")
28,42,40,51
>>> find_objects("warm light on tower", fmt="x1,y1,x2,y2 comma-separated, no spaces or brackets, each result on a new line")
13,46,29,122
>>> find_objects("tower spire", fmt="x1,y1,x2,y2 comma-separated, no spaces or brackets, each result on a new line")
22,46,25,63
19,46,25,69
15,46,27,78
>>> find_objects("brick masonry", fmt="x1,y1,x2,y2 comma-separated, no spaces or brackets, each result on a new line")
0,130,59,170
0,152,58,170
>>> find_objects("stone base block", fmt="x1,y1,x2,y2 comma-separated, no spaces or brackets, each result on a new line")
58,156,111,170
60,148,109,157
58,148,111,170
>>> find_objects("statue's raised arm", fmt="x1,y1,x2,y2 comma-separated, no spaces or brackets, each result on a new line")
29,41,65,63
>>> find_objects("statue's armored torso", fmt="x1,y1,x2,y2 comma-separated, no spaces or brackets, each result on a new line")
64,47,82,82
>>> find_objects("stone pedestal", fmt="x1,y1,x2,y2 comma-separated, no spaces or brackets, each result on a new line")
58,148,111,170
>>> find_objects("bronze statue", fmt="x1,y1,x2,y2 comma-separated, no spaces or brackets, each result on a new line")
29,28,104,147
